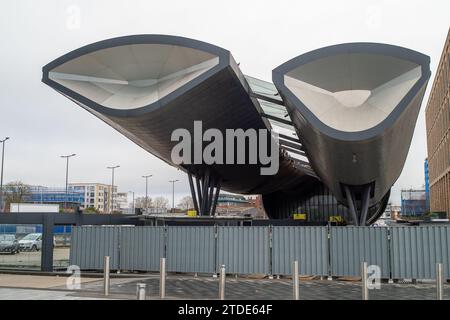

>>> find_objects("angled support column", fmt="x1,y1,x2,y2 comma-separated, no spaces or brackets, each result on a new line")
201,169,210,215
210,179,221,217
196,177,203,213
188,172,200,214
359,185,371,226
207,176,216,216
188,168,220,216
344,185,359,226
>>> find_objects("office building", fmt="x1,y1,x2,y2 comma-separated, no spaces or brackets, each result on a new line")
401,189,427,216
425,28,450,217
68,183,118,213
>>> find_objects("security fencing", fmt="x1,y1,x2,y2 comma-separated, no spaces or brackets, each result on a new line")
70,225,450,280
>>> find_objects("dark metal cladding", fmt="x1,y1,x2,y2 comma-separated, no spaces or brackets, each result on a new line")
42,36,429,224
41,35,314,203
273,43,430,224
262,180,390,224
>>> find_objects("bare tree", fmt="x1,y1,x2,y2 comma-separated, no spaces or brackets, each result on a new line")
4,181,31,212
177,196,194,210
153,196,169,209
134,196,152,209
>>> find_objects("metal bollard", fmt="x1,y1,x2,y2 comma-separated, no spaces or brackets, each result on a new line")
160,257,166,299
292,260,300,300
361,262,368,300
436,263,443,300
103,256,110,296
136,283,146,300
219,264,226,300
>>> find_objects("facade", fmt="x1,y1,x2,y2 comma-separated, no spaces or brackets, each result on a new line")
115,192,130,213
27,186,84,208
216,193,250,215
217,193,250,207
216,193,267,218
68,183,118,213
425,28,450,217
401,189,427,216
245,195,263,210
42,35,430,225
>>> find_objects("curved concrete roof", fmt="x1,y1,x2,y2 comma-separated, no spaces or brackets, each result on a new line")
42,36,431,224
273,43,431,141
273,43,431,219
42,34,314,199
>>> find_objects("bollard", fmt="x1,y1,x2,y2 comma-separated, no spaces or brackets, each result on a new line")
361,262,368,300
136,283,146,300
219,264,226,300
292,260,300,300
160,257,166,299
436,263,443,300
103,256,110,296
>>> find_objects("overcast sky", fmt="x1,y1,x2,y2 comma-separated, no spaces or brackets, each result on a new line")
0,0,449,206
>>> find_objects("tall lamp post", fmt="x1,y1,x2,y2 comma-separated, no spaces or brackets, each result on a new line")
0,137,10,213
169,179,179,213
107,165,120,214
60,153,76,211
142,174,152,214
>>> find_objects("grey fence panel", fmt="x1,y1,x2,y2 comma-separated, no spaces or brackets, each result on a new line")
390,226,450,279
120,226,165,271
70,226,120,270
68,225,450,278
166,226,215,273
272,226,328,275
330,227,390,278
217,226,270,274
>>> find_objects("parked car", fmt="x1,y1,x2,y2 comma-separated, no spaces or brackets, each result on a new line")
19,233,42,251
0,234,20,254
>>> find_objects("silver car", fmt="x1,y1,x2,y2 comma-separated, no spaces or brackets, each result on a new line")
0,234,20,254
19,233,42,251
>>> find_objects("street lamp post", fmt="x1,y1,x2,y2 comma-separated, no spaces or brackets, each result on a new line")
169,180,179,213
0,137,10,213
60,153,76,211
142,175,152,214
107,165,120,214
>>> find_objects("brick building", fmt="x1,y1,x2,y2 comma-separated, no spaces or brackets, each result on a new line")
425,28,450,217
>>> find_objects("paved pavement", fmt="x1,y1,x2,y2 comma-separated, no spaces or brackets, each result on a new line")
0,273,99,289
0,287,108,300
0,274,449,300
57,275,450,300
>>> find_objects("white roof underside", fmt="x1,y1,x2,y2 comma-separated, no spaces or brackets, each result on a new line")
284,53,421,132
49,44,219,110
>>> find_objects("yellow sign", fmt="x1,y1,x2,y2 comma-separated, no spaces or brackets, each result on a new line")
328,216,344,223
293,213,307,220
187,210,197,217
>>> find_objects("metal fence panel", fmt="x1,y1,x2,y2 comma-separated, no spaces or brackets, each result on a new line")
217,226,270,274
69,225,450,279
272,226,328,275
120,226,165,271
166,226,215,273
330,227,390,278
390,226,450,279
70,226,120,270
